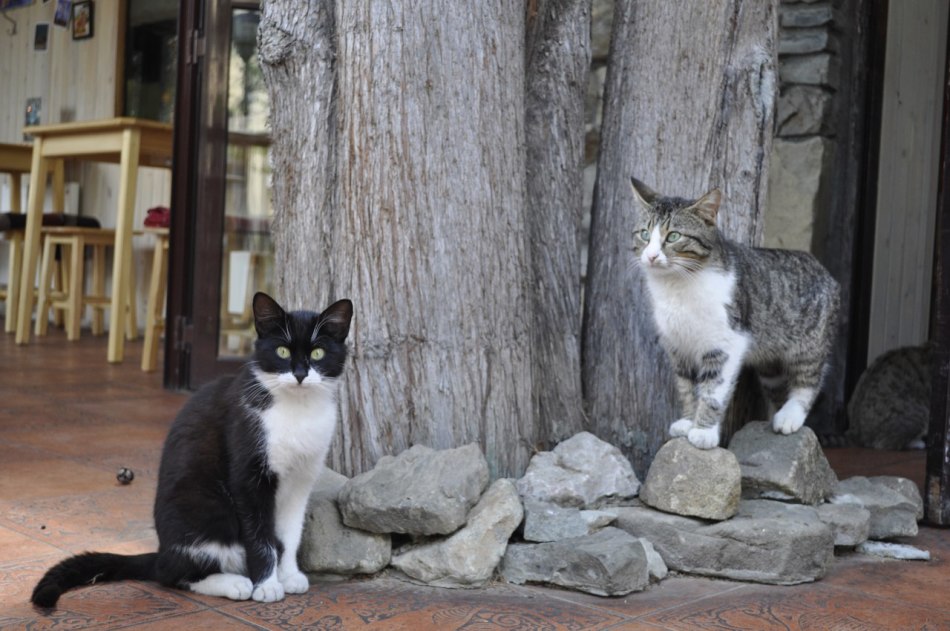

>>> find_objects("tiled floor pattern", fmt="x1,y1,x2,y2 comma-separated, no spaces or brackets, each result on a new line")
1,326,948,629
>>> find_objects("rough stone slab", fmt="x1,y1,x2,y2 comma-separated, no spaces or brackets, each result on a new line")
613,500,835,585
780,53,840,88
779,28,837,55
816,503,870,547
500,527,651,596
516,432,640,508
857,541,931,561
338,443,490,535
776,86,833,136
522,500,617,543
765,137,833,251
728,422,837,505
390,479,524,588
830,476,922,539
640,438,741,521
299,469,392,576
780,4,835,27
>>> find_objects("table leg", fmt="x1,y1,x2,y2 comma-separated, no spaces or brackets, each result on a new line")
4,173,22,334
15,143,48,345
108,129,141,363
51,159,65,213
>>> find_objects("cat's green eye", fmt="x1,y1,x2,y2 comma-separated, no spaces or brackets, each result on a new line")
638,229,651,241
311,348,326,361
666,231,682,243
276,346,291,359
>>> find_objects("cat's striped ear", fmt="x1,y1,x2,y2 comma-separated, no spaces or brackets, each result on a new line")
252,292,287,336
630,177,658,210
318,299,353,342
689,188,722,226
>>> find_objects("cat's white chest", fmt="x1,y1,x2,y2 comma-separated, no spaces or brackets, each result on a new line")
644,268,739,354
259,390,337,478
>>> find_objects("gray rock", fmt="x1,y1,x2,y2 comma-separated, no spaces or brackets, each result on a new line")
779,28,837,55
780,4,835,28
338,443,490,535
728,422,837,505
390,479,524,588
640,538,669,582
816,503,870,547
516,432,640,508
640,438,741,521
764,137,834,252
522,500,617,543
776,85,833,136
830,476,922,539
780,53,840,88
857,541,931,561
613,500,835,585
500,527,651,596
299,469,392,576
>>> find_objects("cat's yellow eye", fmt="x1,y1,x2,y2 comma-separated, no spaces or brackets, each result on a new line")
276,346,291,359
666,231,682,243
311,347,326,361
639,229,651,241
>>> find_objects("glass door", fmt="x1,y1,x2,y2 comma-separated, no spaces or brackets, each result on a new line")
166,0,272,389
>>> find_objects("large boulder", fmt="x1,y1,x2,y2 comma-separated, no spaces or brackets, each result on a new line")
516,432,640,508
639,438,741,521
338,444,490,536
829,476,923,539
613,500,835,585
390,479,524,588
728,422,837,505
298,469,391,576
500,527,653,596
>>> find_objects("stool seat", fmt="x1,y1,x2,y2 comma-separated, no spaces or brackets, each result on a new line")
34,226,136,342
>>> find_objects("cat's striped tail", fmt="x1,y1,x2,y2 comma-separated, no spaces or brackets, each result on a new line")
31,551,157,608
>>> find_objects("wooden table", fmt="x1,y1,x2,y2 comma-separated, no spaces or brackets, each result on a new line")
1,143,64,333
15,118,173,363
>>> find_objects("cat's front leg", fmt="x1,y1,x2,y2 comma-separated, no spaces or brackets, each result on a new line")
688,344,746,449
669,359,698,438
273,473,317,594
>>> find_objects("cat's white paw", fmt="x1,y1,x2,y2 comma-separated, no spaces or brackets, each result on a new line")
687,425,720,449
669,419,694,437
773,401,806,435
188,574,253,601
279,570,310,594
252,577,285,603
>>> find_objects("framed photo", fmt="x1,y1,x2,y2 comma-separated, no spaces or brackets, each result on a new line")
53,0,71,27
70,0,92,40
34,22,49,50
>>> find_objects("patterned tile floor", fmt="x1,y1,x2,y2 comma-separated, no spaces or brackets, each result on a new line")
1,326,947,630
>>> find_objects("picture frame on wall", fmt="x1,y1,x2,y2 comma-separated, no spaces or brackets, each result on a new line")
53,0,71,27
34,22,49,51
70,0,92,40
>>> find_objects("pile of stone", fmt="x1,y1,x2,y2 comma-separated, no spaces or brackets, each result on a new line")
298,425,927,598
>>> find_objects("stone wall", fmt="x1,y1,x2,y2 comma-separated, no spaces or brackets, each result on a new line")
764,0,842,252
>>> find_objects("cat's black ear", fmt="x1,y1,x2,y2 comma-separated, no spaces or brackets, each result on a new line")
690,189,722,225
630,177,659,209
319,299,353,342
253,292,287,336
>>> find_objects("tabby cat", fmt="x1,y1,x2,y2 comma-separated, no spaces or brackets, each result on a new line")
32,292,353,607
847,343,932,450
630,178,839,449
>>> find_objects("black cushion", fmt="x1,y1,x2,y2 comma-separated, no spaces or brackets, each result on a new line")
0,212,101,231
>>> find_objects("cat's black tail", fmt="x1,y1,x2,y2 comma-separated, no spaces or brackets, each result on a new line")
31,551,157,608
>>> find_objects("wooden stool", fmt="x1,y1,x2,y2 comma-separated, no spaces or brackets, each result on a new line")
141,228,169,372
34,227,137,342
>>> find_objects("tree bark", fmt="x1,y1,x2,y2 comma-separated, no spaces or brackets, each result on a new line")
524,0,591,447
260,1,536,478
583,0,777,476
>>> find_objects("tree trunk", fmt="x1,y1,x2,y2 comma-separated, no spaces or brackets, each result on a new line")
260,1,540,478
583,0,777,476
524,0,591,448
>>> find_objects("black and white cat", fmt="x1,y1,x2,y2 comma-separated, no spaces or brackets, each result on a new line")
630,178,839,449
32,292,353,608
